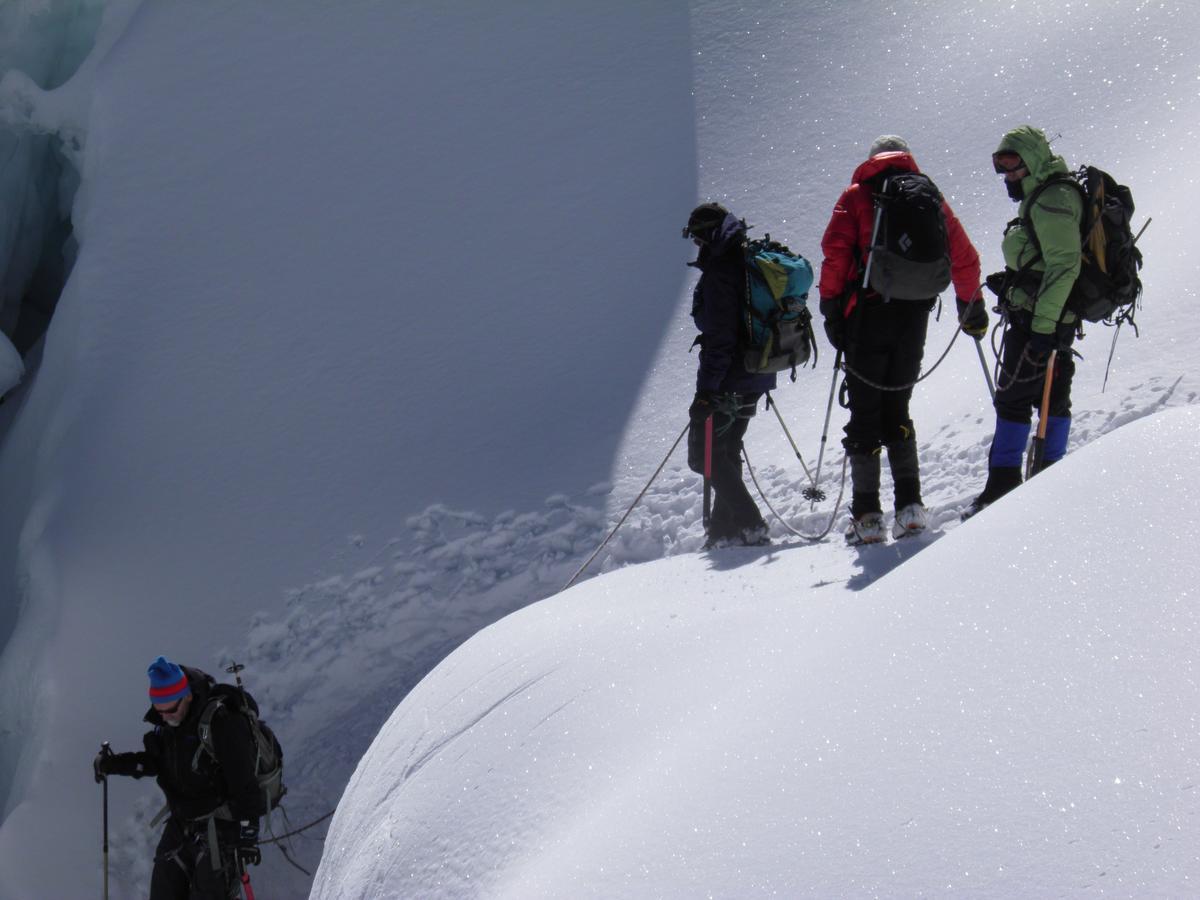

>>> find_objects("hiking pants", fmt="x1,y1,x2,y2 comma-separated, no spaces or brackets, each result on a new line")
150,818,239,900
841,301,930,455
687,394,766,540
993,315,1076,425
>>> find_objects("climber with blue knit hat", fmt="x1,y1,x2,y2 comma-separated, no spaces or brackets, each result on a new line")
93,656,266,899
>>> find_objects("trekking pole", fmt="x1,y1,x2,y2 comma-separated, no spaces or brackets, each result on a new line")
974,338,996,401
561,422,689,591
768,395,817,488
1026,349,1057,479
702,413,713,530
806,350,842,505
1102,322,1121,394
100,741,110,900
225,661,246,690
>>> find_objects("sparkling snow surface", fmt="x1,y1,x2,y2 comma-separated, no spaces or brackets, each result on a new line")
0,1,1198,897
316,408,1200,898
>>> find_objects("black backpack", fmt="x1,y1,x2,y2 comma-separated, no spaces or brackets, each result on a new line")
1022,165,1143,325
863,172,952,301
194,683,286,814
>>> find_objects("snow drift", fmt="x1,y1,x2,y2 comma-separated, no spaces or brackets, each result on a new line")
314,406,1200,898
0,3,693,895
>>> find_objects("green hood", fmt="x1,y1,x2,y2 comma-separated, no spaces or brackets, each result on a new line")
995,125,1069,184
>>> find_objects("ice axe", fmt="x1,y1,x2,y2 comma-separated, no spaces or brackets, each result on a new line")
1026,349,1057,478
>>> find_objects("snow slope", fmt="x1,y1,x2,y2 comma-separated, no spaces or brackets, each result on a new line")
0,0,1197,897
0,2,693,896
314,407,1200,898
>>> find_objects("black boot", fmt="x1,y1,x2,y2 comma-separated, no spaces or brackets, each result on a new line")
962,466,1022,520
847,451,882,518
885,437,922,510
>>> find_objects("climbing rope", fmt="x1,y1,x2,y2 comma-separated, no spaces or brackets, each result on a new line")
840,320,962,392
260,809,334,846
743,448,848,542
561,422,690,591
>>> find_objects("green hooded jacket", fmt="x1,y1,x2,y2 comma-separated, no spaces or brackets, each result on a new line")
997,125,1084,335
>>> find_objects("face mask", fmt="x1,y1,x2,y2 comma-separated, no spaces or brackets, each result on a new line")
1005,178,1025,202
164,717,183,728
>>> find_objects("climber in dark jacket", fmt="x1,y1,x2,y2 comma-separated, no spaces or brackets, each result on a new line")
682,202,773,548
94,657,265,900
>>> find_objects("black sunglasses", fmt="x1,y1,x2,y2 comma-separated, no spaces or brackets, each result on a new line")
156,697,186,716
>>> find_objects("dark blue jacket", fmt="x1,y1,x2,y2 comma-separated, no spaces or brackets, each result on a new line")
690,216,777,396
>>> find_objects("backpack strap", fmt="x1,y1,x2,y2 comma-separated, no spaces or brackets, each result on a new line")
192,695,225,774
190,698,238,872
1011,173,1087,325
1018,173,1086,261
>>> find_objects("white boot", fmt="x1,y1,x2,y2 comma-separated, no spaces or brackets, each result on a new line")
892,502,928,539
845,512,886,545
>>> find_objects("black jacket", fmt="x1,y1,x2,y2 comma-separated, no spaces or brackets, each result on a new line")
690,214,777,396
108,666,265,822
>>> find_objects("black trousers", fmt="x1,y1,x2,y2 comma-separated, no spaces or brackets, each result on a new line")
993,313,1076,423
687,395,766,540
150,818,239,900
841,301,931,453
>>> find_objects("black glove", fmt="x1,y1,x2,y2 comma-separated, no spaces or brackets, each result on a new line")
688,390,714,425
985,270,1007,297
956,297,989,339
1025,330,1056,364
236,820,261,867
819,298,844,351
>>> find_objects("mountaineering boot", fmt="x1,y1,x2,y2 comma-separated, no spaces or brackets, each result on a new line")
987,416,1031,469
961,466,1022,520
847,450,882,512
1043,415,1071,464
704,522,771,550
962,417,1031,520
845,512,886,545
886,434,923,512
846,450,885,544
892,502,928,539
740,523,771,546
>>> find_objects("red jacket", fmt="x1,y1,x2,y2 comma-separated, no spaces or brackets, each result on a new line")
818,151,981,315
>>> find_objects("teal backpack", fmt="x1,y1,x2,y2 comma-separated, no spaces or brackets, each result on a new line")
742,236,816,378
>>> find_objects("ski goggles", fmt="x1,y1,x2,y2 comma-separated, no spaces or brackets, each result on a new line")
992,152,1027,175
